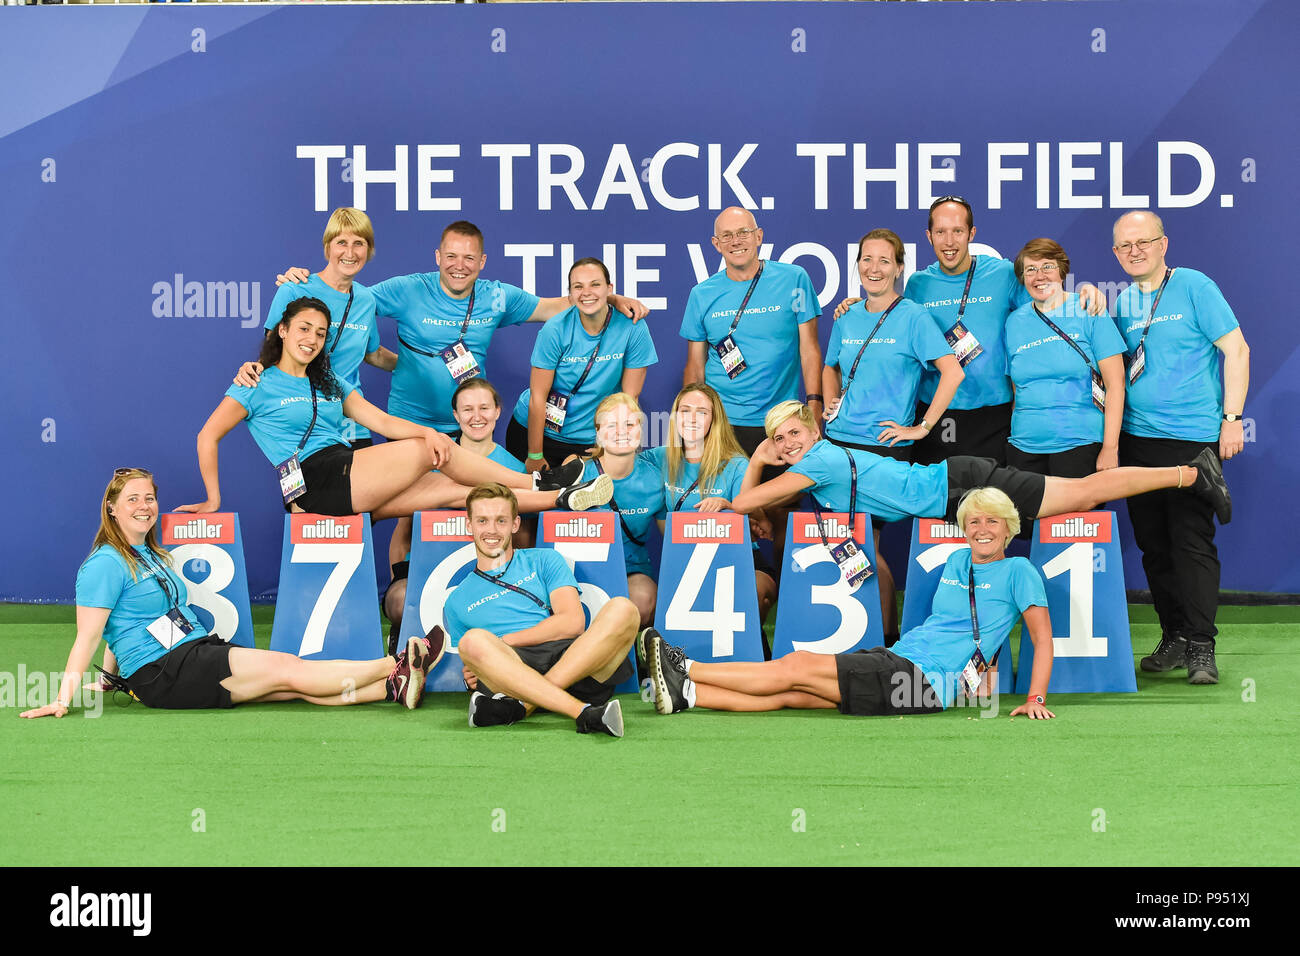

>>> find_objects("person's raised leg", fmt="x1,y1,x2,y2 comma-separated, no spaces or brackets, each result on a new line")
540,596,639,692
1036,464,1193,517
458,628,589,719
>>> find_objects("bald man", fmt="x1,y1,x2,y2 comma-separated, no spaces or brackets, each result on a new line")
680,207,824,454
1111,210,1249,685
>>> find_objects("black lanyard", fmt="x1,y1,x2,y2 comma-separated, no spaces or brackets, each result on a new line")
397,282,476,358
710,260,765,348
811,446,857,549
1133,267,1173,351
1032,302,1098,374
563,308,612,398
595,458,645,546
136,548,182,611
473,555,551,612
843,296,903,392
327,287,354,355
295,380,319,457
967,563,981,650
673,476,702,512
954,257,978,325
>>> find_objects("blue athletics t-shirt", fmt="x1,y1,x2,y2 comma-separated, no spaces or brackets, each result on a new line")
226,367,355,466
893,550,1047,708
580,454,667,578
371,273,539,432
680,260,820,426
442,549,578,644
905,256,1029,410
826,297,951,446
512,306,658,445
788,440,948,523
1004,293,1126,454
1112,268,1239,444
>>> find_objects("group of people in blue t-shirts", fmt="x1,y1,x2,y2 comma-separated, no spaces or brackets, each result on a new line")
23,198,1247,734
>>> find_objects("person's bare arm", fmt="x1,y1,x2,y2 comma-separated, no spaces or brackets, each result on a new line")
500,586,585,647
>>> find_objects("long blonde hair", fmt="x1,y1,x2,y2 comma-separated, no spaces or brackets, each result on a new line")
667,383,745,492
91,468,171,581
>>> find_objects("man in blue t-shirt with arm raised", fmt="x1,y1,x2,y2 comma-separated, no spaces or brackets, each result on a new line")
444,484,640,737
1111,211,1250,686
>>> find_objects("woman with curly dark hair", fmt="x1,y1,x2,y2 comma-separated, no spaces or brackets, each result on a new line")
180,298,611,519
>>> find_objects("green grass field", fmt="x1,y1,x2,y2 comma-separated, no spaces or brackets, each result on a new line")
3,602,1297,867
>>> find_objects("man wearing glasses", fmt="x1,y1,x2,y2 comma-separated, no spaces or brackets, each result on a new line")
680,206,824,456
1110,210,1249,686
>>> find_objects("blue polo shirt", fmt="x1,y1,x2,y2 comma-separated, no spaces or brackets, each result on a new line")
680,260,821,426
905,256,1029,410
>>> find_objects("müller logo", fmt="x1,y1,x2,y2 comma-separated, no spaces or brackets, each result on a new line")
791,512,864,544
672,513,743,544
421,510,471,541
919,519,965,544
291,515,360,542
545,513,614,543
1040,511,1112,544
161,514,235,545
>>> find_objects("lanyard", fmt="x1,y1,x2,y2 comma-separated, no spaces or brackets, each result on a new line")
473,556,551,612
673,476,702,512
712,260,765,346
295,380,319,457
1134,267,1173,350
397,281,477,358
563,308,612,399
595,459,645,546
1032,303,1098,374
136,548,181,611
954,257,978,324
842,296,903,392
327,287,354,356
967,563,981,650
811,446,857,549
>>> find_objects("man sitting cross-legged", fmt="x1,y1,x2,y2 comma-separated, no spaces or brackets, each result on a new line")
445,483,640,738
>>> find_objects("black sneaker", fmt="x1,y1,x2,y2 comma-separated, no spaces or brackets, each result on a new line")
556,474,613,511
1188,447,1232,524
536,458,586,492
1187,641,1219,685
468,692,526,727
1139,633,1188,672
575,699,624,738
635,626,659,671
650,632,694,715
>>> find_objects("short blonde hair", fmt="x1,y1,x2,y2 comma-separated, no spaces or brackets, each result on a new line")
322,207,375,263
764,400,818,438
465,483,518,520
955,487,1021,543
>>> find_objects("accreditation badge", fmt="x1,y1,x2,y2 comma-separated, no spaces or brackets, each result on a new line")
440,341,482,384
146,609,196,650
544,391,569,433
829,538,872,588
945,321,982,367
276,454,306,505
1090,368,1106,411
958,646,990,698
714,335,747,379
1127,343,1146,385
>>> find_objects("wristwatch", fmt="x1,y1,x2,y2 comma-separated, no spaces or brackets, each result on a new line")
1222,413,1242,423
1027,694,1045,706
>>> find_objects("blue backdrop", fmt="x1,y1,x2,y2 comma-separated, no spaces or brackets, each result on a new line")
3,0,1295,600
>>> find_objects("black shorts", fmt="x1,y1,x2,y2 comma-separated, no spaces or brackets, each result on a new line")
124,634,236,710
295,444,355,516
349,437,375,451
944,456,1046,526
478,638,633,706
828,437,913,528
1005,442,1100,480
732,424,789,482
835,647,943,716
505,417,592,469
910,401,1013,466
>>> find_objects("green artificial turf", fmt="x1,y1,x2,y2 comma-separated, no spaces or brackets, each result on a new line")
2,602,1297,866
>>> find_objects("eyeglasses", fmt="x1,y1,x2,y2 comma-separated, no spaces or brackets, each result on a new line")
1114,237,1164,255
930,195,969,209
714,227,759,243
1022,262,1061,277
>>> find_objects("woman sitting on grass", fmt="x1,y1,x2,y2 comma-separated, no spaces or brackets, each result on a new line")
21,468,442,718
